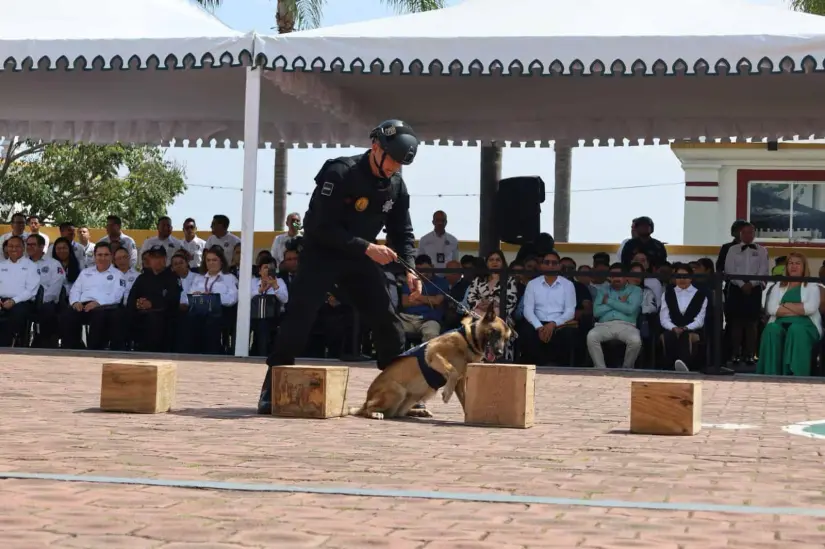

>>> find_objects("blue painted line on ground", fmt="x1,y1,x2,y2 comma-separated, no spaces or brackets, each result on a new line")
1,471,824,517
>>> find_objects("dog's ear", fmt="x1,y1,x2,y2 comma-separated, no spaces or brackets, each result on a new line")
483,302,497,323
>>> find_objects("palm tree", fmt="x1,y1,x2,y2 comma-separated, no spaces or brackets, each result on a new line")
272,0,446,230
193,0,222,10
791,0,825,15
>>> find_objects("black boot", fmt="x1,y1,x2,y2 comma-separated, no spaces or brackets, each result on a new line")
257,367,272,415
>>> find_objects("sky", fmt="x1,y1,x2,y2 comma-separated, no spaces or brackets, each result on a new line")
162,0,797,245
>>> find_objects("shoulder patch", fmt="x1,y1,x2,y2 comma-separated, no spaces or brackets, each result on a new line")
321,182,335,196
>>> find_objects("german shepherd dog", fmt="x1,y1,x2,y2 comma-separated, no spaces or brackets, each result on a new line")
349,304,512,420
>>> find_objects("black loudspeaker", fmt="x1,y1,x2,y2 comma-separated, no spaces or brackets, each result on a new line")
496,176,545,245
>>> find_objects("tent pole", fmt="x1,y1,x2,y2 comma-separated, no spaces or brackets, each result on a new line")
234,65,262,358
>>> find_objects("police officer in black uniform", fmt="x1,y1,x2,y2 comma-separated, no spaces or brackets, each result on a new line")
257,120,422,414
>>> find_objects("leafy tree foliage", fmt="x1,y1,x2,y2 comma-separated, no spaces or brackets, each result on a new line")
0,140,186,229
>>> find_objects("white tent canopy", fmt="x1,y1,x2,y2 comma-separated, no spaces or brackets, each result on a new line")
0,0,288,356
0,0,349,146
257,0,825,145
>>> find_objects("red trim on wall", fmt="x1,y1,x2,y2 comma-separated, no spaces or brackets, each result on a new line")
685,181,718,187
685,196,718,202
735,169,825,219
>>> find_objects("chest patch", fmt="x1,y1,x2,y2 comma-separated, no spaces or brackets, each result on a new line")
355,197,369,212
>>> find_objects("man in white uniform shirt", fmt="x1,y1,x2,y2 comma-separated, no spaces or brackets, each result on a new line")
180,217,205,270
140,216,183,266
0,236,40,346
26,234,65,347
0,213,30,256
98,215,138,268
77,226,95,268
417,210,459,276
27,215,49,253
204,214,241,255
59,242,126,350
270,212,302,267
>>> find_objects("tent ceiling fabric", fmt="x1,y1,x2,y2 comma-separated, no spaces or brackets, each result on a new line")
256,0,825,145
0,0,250,70
0,0,265,145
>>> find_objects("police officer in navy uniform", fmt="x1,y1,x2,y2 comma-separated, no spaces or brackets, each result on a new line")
257,120,422,414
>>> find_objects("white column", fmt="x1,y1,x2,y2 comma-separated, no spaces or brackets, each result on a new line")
234,66,262,357
681,163,722,246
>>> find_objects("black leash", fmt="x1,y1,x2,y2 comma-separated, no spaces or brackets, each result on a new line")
396,257,481,320
395,257,519,340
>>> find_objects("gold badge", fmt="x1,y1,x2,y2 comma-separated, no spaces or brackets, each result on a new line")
354,197,369,211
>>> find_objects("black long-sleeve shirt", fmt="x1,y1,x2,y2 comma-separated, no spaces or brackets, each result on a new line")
127,268,181,312
302,152,416,265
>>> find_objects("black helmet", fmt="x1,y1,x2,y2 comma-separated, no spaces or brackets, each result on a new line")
730,219,748,237
369,120,418,166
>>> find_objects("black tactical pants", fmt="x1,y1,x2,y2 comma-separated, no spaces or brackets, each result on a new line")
260,247,405,402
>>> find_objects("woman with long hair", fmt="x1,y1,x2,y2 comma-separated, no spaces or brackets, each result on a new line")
758,252,821,376
465,249,518,360
51,237,81,299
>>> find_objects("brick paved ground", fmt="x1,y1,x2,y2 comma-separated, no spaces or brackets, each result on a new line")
2,352,825,548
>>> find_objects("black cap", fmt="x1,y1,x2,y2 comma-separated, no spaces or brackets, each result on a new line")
369,120,419,165
147,244,166,257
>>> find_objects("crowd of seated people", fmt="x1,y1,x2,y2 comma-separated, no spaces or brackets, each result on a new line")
0,209,824,377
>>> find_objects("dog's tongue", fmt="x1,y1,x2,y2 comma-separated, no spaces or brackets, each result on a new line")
484,348,497,362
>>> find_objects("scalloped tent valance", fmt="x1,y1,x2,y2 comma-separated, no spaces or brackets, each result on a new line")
0,0,362,146
254,0,825,146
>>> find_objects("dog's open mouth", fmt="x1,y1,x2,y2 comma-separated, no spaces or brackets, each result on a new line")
484,346,497,362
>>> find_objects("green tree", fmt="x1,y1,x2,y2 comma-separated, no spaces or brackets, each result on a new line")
271,0,447,230
791,0,825,15
0,140,186,230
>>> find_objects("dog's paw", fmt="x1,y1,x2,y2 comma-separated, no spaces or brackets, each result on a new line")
442,389,453,404
406,409,434,418
369,412,384,420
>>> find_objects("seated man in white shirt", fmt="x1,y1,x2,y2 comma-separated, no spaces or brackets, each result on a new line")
519,251,577,366
26,234,66,348
59,242,126,350
204,214,241,257
140,216,183,266
270,212,302,267
98,215,138,269
27,215,49,254
659,262,708,372
0,236,41,346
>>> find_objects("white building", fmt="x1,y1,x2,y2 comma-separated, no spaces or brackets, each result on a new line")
672,142,825,247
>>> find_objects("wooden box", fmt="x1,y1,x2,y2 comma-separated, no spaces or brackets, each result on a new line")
630,379,702,436
464,363,535,429
271,365,349,418
100,360,177,414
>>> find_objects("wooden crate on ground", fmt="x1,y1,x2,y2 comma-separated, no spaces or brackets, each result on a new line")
100,360,177,414
464,363,535,429
271,365,349,418
630,379,702,436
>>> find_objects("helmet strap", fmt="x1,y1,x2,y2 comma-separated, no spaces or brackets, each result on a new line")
372,150,389,179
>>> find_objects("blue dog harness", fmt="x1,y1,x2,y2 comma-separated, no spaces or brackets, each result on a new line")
398,327,478,390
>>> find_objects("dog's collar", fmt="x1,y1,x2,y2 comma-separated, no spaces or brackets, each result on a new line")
462,323,483,355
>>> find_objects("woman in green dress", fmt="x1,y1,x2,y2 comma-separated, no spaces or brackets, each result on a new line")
758,252,822,376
